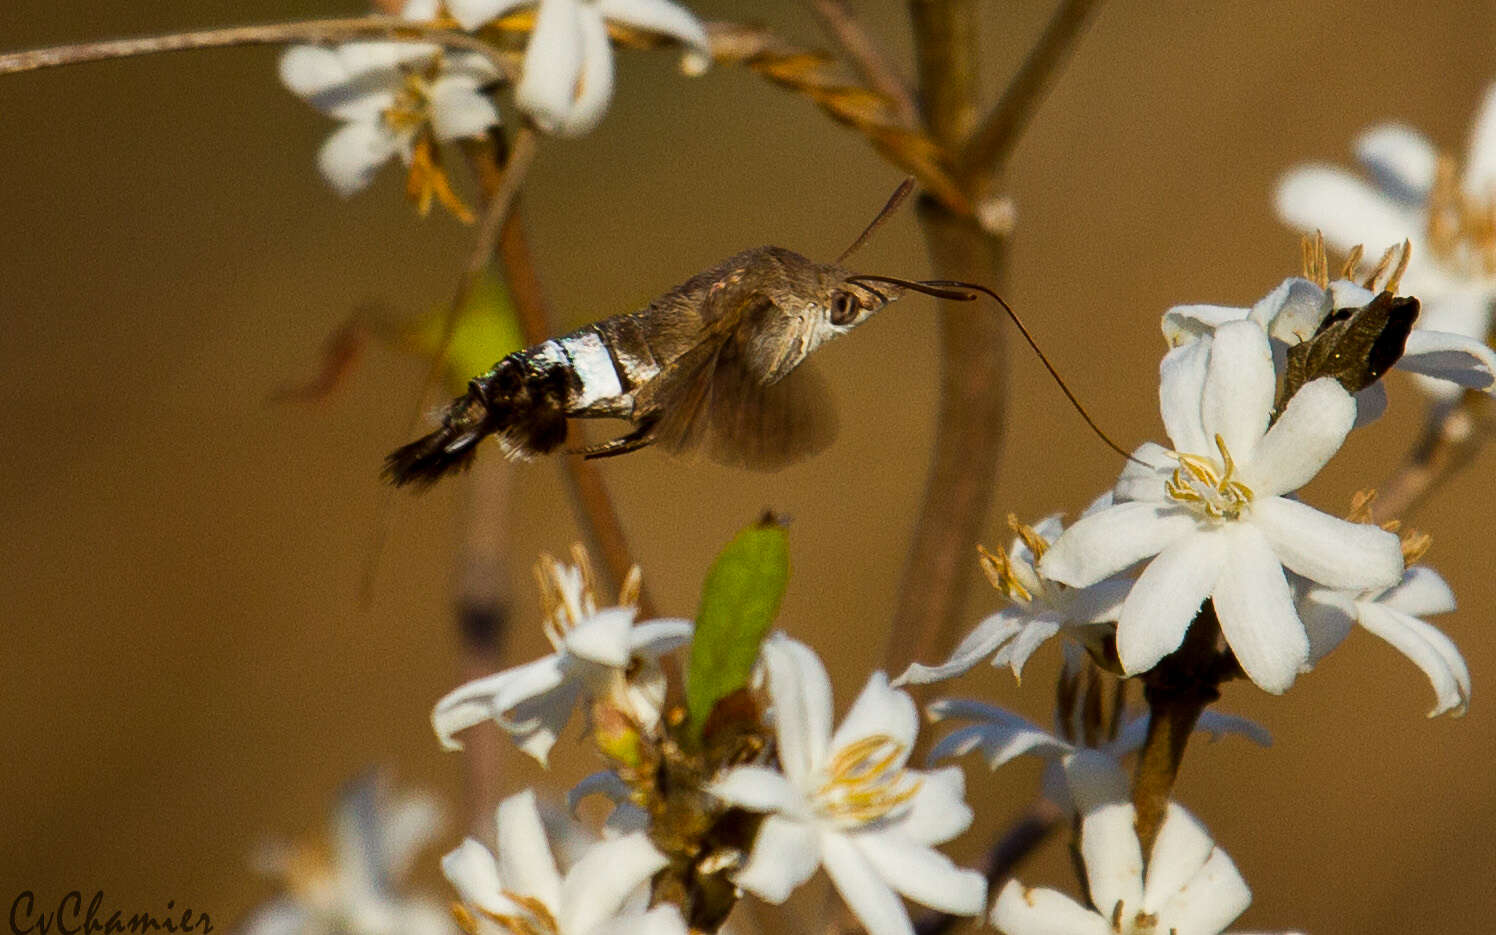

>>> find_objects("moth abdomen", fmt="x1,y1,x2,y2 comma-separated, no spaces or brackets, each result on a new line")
382,353,572,488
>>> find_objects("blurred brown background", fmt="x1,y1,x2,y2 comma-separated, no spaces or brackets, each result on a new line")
2,1,1493,932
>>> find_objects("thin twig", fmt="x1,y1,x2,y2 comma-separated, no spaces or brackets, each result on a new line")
957,0,1103,186
456,455,516,831
807,0,920,127
0,17,516,80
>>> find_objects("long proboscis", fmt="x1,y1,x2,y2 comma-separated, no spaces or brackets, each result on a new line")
845,274,1138,463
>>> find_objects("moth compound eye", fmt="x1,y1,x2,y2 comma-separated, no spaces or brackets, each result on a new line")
830,291,861,325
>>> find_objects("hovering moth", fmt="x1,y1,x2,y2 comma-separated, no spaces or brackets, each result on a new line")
385,183,921,487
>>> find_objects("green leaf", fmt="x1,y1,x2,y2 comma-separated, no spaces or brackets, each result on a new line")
685,517,790,741
399,271,525,395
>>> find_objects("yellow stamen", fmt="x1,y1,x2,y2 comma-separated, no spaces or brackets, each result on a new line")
405,135,477,224
816,735,922,826
1302,231,1330,289
1165,436,1253,520
978,543,1032,603
1008,513,1050,563
1338,243,1365,281
1401,529,1433,566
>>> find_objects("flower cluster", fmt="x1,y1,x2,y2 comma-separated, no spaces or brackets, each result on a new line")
279,0,710,218
427,546,986,935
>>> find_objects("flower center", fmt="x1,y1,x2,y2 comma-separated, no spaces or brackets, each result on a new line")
813,734,921,827
383,63,439,137
1165,434,1253,520
1428,153,1496,280
456,892,559,935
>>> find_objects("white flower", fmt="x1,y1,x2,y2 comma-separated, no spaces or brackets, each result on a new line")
1162,272,1496,411
1039,320,1404,693
1301,564,1470,717
243,775,455,935
893,515,1130,686
445,0,710,136
927,698,1269,811
709,635,987,935
443,789,684,935
991,752,1262,935
1276,81,1496,400
279,1,500,215
432,551,691,764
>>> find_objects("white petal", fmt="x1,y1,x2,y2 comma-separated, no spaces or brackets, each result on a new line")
280,45,351,101
734,815,821,902
442,838,516,916
588,907,689,935
1275,166,1419,254
506,679,586,764
627,618,694,655
1116,531,1225,676
1250,497,1403,590
709,765,800,814
1160,304,1247,348
1112,443,1174,504
1159,341,1211,455
1298,587,1356,665
925,699,1069,771
761,634,833,785
563,607,638,667
1069,576,1132,623
429,77,501,141
857,831,987,916
552,5,615,136
1201,321,1275,461
1141,804,1214,913
497,790,564,911
1039,501,1197,589
1242,377,1355,498
380,792,447,879
516,0,585,133
1418,291,1495,343
1353,381,1388,429
1261,277,1333,344
1398,327,1496,391
1463,79,1496,198
1379,565,1456,617
990,881,1111,935
893,610,1023,686
1211,524,1306,694
316,120,400,196
820,831,916,935
1078,805,1144,920
559,832,669,935
238,902,308,935
595,0,710,70
445,0,531,31
401,0,443,20
1152,847,1251,935
902,766,975,845
995,616,1062,680
1354,122,1437,203
829,672,918,757
431,654,567,750
1356,604,1470,717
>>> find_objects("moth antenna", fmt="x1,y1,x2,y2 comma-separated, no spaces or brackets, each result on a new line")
846,274,1138,463
835,177,916,264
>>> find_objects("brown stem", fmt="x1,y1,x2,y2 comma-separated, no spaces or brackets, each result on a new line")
456,455,515,830
1372,393,1490,522
0,17,516,79
888,0,1102,672
886,198,1007,672
491,195,657,617
1131,605,1223,856
957,0,1104,187
808,0,920,127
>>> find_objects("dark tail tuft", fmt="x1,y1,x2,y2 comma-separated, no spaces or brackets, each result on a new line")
382,394,492,489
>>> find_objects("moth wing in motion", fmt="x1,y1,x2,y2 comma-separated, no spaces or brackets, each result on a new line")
627,295,838,470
